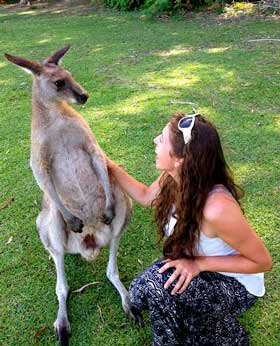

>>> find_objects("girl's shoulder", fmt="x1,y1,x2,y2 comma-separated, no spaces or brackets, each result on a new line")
201,185,244,238
208,184,232,197
203,185,240,224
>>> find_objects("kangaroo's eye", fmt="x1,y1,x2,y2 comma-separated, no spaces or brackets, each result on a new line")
54,80,65,88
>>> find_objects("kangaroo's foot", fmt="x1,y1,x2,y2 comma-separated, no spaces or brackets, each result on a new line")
102,206,115,225
54,318,71,346
122,295,144,327
127,305,144,327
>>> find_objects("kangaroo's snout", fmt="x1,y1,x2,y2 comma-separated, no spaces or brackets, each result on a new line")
72,88,89,105
78,93,89,104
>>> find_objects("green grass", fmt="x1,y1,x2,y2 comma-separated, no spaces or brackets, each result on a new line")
0,4,279,346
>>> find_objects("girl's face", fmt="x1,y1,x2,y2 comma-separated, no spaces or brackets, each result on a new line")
153,124,182,176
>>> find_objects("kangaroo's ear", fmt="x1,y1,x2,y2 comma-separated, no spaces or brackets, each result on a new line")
4,54,42,75
44,45,71,65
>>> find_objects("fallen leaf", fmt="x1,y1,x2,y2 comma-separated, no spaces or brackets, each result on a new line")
168,100,197,106
5,236,13,245
72,281,100,293
34,326,48,340
97,304,104,323
0,197,15,210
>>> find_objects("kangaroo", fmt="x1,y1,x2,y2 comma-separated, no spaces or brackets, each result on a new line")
5,46,142,346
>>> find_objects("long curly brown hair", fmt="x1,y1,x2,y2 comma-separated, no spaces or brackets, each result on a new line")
152,112,243,260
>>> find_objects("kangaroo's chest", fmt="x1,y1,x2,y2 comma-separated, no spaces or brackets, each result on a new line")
30,117,86,172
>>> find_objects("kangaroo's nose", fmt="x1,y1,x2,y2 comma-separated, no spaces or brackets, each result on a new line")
79,93,88,104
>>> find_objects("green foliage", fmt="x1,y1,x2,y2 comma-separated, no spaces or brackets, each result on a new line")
103,0,264,17
141,0,172,15
104,0,220,17
106,0,144,10
105,0,217,15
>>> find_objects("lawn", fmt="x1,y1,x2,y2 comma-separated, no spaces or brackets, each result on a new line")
0,3,279,346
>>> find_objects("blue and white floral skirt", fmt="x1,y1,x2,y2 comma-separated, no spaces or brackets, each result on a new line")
129,260,257,346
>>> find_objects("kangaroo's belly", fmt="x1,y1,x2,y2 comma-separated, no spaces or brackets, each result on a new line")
51,148,106,223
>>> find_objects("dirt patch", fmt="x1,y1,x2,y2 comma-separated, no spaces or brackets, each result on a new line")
0,0,103,16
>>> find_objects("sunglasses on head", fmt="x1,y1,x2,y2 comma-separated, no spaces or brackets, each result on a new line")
178,113,200,144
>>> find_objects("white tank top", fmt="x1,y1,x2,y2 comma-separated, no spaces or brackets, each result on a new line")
164,189,265,297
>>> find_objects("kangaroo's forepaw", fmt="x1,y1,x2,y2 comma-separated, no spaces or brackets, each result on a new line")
102,206,115,225
67,216,83,233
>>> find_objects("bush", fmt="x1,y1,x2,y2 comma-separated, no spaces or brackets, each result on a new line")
105,0,218,15
105,0,144,10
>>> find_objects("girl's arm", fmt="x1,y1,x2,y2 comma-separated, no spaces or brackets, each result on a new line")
107,158,161,207
195,194,272,274
160,193,272,295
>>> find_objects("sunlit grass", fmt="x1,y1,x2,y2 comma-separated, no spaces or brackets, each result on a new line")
0,4,279,346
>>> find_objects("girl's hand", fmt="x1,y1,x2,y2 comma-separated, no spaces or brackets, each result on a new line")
158,258,200,295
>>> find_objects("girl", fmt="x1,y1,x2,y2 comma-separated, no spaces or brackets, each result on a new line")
107,112,272,346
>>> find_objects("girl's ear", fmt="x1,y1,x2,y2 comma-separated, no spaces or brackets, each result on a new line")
174,158,184,168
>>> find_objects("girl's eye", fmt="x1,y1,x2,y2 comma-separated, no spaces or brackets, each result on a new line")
54,80,65,88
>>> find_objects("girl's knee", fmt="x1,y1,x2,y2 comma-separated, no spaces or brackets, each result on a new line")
129,260,175,302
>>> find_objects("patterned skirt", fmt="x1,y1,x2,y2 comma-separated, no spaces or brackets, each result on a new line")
129,260,257,346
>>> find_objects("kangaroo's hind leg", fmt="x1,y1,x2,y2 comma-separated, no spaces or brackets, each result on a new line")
107,234,144,326
36,195,71,346
106,188,144,325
